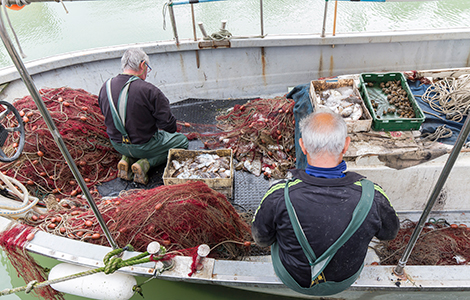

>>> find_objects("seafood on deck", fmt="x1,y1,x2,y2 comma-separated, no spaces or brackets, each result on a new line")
170,153,232,179
318,86,364,121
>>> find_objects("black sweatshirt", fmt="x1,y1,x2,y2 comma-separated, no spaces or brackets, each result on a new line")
252,169,399,287
98,74,177,144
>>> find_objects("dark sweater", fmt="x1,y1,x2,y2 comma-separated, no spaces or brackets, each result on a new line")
98,74,177,144
252,169,399,287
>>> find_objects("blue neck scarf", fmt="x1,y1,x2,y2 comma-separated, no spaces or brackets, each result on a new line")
305,160,347,179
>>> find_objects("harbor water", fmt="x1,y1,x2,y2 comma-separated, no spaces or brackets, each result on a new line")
0,0,470,69
1,0,470,299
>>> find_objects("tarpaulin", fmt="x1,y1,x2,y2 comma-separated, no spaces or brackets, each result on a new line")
407,80,470,145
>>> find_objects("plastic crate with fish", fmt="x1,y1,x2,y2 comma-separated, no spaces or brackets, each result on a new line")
163,148,234,199
359,72,425,131
309,78,372,132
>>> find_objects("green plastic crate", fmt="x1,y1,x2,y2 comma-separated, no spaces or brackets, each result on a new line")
359,72,425,131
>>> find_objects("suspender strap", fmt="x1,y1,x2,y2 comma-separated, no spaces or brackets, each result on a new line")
105,76,140,144
283,178,375,284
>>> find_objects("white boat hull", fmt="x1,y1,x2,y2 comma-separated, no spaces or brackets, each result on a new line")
1,29,470,298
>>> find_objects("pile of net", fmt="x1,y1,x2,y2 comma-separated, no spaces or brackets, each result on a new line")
0,87,120,199
23,181,252,259
373,219,470,265
0,223,64,300
178,96,296,178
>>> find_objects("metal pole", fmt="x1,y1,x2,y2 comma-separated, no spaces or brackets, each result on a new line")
168,1,179,45
333,0,338,36
394,113,470,275
190,3,200,68
260,0,264,37
0,8,118,249
321,0,329,38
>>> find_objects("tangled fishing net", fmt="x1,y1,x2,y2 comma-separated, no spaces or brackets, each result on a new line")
178,96,296,178
23,181,252,259
0,223,65,300
373,219,470,265
0,87,120,198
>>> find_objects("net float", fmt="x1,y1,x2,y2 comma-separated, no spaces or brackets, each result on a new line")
26,232,35,241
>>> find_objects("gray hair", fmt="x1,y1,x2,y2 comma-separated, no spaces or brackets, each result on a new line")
121,48,149,72
299,107,348,158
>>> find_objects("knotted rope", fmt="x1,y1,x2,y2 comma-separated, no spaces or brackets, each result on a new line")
420,75,470,123
418,125,453,145
0,244,171,297
204,28,232,41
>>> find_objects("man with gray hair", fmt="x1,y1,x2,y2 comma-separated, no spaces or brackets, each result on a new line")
252,108,399,296
98,48,188,184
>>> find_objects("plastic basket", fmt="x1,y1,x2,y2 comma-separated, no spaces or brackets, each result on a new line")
359,72,425,131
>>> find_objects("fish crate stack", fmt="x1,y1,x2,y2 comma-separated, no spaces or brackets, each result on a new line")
359,72,425,131
309,78,372,132
163,149,234,199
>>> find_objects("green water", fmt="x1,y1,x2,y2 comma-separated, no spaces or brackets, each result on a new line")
1,0,470,68
1,249,298,300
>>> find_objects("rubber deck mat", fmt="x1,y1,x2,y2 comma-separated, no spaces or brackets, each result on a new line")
97,98,271,212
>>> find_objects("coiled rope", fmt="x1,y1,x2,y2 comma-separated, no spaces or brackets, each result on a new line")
420,75,470,123
0,171,39,216
0,244,171,297
204,28,232,41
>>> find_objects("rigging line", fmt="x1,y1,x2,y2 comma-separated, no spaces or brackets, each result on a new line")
1,0,26,58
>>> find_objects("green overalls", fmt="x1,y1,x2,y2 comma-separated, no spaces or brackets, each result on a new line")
105,76,188,167
271,178,374,296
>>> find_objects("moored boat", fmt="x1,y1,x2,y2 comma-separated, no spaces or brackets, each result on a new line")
2,0,470,299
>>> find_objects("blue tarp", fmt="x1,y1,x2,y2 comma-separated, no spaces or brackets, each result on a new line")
408,80,470,145
287,84,312,170
287,79,469,170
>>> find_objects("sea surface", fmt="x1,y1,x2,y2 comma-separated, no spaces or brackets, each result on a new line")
1,0,470,299
0,0,470,68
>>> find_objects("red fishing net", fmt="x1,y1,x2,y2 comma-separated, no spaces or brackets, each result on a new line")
0,223,64,300
24,181,252,259
177,96,296,178
374,219,470,265
0,87,120,199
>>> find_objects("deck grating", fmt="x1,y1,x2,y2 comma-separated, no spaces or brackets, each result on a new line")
97,98,269,212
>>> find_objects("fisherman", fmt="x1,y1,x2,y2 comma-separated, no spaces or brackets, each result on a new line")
251,108,399,296
98,48,188,184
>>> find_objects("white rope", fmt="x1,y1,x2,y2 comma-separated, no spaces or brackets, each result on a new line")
0,171,39,216
204,28,232,41
421,74,470,123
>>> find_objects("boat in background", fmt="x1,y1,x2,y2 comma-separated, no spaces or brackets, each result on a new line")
1,0,470,299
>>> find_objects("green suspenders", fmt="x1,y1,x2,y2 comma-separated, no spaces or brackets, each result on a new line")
105,76,139,144
271,178,375,296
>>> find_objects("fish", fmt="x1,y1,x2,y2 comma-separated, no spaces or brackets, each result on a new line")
171,153,232,180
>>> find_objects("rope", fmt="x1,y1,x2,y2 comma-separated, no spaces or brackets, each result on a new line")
0,244,170,297
417,125,453,145
420,75,470,123
204,28,232,41
0,171,39,216
1,0,27,58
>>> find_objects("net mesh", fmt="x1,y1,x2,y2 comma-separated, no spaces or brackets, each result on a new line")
24,181,252,259
374,219,470,265
0,87,120,199
0,223,65,300
176,96,296,178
